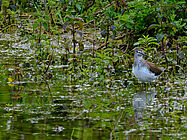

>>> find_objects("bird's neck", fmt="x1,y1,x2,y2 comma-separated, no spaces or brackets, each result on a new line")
134,56,145,67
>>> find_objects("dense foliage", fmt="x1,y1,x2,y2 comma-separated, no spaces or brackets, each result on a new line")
0,0,186,77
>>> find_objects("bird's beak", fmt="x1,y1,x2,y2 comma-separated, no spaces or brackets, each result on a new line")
141,52,148,56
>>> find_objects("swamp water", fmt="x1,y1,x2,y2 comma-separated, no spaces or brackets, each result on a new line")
0,33,186,140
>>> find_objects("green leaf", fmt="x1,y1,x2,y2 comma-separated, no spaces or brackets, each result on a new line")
148,42,159,46
38,17,44,23
176,1,186,4
148,24,160,30
134,42,140,46
43,22,48,31
27,36,36,41
33,13,41,17
33,22,39,30
76,21,83,30
2,0,9,7
78,41,84,51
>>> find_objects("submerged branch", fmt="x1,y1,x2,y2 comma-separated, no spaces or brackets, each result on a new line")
110,109,124,140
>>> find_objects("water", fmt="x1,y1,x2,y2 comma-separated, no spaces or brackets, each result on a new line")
0,33,186,140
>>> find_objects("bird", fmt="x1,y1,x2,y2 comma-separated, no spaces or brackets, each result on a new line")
132,48,163,82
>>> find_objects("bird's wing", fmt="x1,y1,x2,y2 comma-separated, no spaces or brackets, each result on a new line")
145,60,163,76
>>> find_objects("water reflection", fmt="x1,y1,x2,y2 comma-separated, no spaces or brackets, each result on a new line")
133,89,157,123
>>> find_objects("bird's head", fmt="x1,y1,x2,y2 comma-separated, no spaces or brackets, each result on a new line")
135,48,148,57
